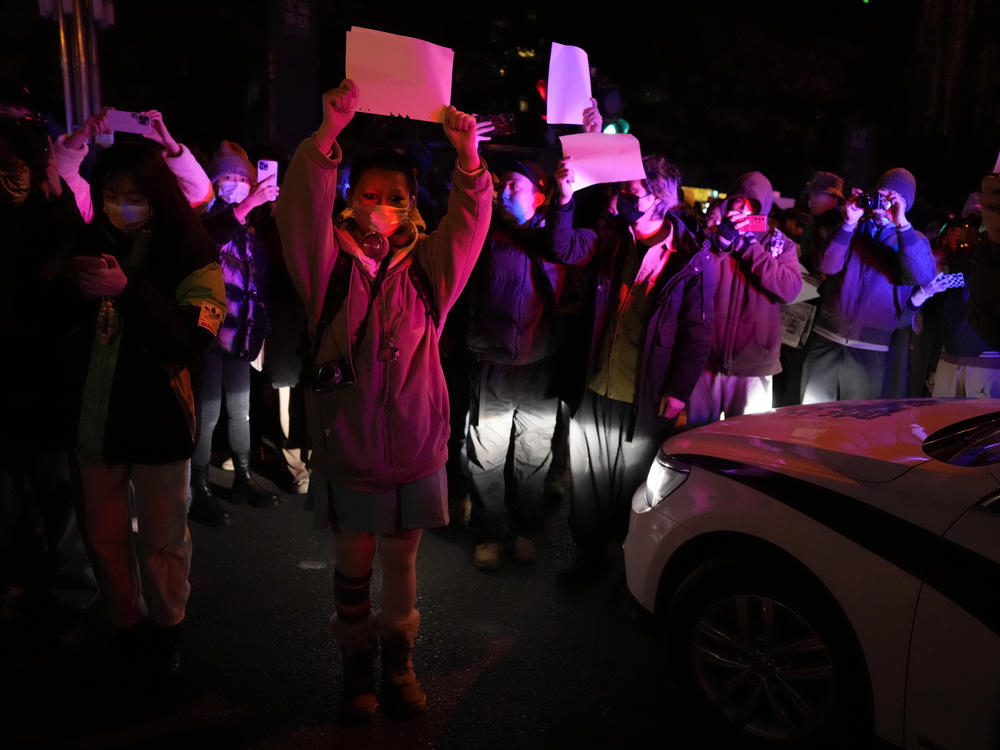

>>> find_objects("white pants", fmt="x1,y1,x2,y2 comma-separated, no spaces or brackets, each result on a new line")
687,371,773,428
931,360,1000,398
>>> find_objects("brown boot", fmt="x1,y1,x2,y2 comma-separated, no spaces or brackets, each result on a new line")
329,611,378,722
378,610,426,718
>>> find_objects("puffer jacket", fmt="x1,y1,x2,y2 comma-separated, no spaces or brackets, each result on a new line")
202,202,270,360
276,137,491,492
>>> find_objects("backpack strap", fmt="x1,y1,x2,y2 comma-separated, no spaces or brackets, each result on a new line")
407,259,440,329
311,251,353,362
311,252,440,364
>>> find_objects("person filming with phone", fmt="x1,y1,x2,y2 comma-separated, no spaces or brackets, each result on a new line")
686,171,802,427
802,167,935,402
187,142,280,526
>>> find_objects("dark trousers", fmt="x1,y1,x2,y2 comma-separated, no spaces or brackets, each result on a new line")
193,349,252,466
0,450,97,612
802,335,886,403
568,390,660,555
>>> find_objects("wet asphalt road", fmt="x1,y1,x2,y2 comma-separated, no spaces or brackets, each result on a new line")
1,466,717,750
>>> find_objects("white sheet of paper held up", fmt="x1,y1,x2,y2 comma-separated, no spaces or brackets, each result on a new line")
559,133,645,192
345,27,453,123
546,42,592,125
993,149,1000,174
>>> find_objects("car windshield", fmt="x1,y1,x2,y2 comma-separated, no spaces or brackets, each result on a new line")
922,411,1000,466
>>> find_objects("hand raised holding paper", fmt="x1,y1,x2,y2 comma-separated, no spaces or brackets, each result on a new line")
554,158,576,206
315,79,359,154
441,105,483,173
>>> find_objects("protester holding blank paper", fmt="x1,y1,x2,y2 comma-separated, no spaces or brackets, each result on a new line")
547,152,717,581
276,79,491,722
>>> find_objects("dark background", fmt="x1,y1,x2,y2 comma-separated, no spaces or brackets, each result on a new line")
4,0,998,219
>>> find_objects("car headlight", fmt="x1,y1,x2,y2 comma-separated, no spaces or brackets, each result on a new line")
642,453,690,510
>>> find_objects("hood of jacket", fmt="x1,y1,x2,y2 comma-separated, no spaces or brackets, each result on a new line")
726,171,774,217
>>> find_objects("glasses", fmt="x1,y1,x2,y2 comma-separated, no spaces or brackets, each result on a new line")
620,190,652,200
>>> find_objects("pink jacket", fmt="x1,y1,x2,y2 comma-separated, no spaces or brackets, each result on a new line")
277,137,491,491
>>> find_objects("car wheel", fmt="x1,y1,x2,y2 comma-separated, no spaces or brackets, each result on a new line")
667,557,871,747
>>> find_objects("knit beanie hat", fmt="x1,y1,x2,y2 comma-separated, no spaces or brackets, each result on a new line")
877,168,916,209
807,171,844,201
505,160,548,195
208,140,254,183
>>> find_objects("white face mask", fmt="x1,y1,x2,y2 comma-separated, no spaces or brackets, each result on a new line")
216,179,251,205
352,202,411,238
104,199,152,233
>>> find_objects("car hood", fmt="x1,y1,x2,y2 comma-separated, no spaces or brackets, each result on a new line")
667,399,1000,483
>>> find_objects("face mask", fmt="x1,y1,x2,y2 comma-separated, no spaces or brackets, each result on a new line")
0,160,31,206
216,179,251,205
617,193,646,224
352,202,411,238
104,199,152,233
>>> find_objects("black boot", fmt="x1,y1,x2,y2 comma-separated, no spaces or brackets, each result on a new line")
189,464,231,526
231,452,279,508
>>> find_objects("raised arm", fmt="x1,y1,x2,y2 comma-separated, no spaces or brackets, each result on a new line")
418,106,493,319
275,80,356,330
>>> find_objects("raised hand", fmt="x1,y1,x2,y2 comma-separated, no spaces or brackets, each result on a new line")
554,157,575,205
582,98,602,134
141,110,181,157
315,79,358,154
63,108,110,151
441,105,482,173
233,174,280,224
844,188,864,226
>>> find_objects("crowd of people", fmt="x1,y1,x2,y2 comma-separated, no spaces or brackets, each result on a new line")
3,72,1000,724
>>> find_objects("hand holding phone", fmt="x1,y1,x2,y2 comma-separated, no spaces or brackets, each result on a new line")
104,109,153,136
256,159,278,185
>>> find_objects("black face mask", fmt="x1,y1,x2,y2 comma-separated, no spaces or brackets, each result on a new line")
617,193,646,224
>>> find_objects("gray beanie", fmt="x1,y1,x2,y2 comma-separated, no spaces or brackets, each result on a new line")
208,140,254,183
877,168,916,209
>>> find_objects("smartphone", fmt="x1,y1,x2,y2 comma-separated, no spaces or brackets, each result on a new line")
746,215,768,233
104,109,153,135
482,113,516,136
939,272,966,289
257,159,278,184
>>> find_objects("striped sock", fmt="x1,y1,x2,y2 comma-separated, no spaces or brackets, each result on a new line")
334,568,372,623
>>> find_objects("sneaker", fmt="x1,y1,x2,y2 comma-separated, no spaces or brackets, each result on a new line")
473,542,501,572
508,536,536,565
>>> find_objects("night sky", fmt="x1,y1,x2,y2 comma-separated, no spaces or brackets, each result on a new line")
4,0,996,218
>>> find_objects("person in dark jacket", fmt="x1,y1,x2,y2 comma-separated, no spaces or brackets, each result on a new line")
687,171,801,426
548,153,717,577
188,142,279,525
969,174,1000,350
802,168,935,402
0,105,97,633
70,140,226,681
465,160,565,571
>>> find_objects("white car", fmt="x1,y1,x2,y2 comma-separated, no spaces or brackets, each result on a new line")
624,399,1000,750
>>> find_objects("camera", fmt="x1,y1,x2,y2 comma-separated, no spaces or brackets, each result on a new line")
304,358,356,392
855,191,886,212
